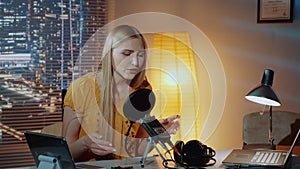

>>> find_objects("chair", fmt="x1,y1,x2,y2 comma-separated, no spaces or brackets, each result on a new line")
41,122,62,136
243,111,300,149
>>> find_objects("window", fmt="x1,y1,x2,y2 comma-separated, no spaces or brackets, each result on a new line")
0,0,110,168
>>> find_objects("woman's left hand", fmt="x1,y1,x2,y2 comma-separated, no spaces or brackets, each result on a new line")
159,115,180,135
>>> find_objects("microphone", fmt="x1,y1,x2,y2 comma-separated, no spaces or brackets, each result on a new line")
123,89,156,157
123,89,180,157
123,88,155,122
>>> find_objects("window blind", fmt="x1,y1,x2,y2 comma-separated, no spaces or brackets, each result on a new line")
149,32,201,143
0,0,110,168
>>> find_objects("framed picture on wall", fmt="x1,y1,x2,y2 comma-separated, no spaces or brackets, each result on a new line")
257,0,293,23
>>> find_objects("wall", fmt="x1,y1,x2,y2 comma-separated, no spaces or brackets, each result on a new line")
113,0,300,150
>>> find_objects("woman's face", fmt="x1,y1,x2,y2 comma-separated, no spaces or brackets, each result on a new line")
112,38,146,81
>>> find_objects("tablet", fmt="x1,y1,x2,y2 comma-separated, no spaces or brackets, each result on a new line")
25,131,78,169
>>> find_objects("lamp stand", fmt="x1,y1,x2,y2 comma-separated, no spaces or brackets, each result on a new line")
268,106,275,147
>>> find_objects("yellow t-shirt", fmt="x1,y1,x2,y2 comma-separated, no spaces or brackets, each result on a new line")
64,72,150,159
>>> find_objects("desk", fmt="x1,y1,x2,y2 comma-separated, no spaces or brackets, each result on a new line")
81,149,232,169
77,155,165,169
8,150,231,169
9,149,300,169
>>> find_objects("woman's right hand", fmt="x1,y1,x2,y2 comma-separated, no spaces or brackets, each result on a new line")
63,106,115,161
83,132,116,156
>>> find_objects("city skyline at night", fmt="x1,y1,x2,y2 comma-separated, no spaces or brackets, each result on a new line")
0,0,109,167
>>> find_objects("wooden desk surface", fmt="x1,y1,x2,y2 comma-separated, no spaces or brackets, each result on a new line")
75,149,233,169
8,150,232,169
78,155,164,169
9,149,300,169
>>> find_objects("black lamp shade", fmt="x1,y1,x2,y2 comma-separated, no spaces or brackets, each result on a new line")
245,69,281,106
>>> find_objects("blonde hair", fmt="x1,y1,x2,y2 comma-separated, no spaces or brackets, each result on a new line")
99,25,148,133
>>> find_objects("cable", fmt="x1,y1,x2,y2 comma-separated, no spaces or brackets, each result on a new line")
162,148,184,169
124,121,135,157
162,159,178,169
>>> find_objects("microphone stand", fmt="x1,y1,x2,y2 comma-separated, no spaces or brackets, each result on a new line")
139,115,176,168
140,136,167,168
124,118,171,167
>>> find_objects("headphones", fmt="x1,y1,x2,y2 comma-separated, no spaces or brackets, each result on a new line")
173,140,216,168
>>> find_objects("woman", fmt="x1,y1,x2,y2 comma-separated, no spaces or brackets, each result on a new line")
63,25,180,162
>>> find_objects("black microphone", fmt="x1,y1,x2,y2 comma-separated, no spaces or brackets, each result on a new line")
123,89,156,157
123,89,180,157
123,88,155,122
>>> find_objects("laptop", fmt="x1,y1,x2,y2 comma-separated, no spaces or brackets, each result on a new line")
24,131,101,169
222,129,300,168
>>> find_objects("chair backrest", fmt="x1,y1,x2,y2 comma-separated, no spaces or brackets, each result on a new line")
41,122,62,136
243,111,300,145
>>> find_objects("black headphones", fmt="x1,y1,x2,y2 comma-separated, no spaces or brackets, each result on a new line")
173,140,216,168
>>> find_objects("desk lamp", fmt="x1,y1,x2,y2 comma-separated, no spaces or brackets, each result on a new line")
245,69,281,148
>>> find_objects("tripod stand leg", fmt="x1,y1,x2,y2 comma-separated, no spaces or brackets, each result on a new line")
140,137,152,168
153,144,166,162
140,137,169,168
